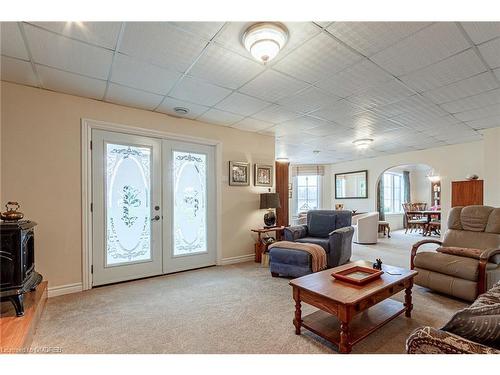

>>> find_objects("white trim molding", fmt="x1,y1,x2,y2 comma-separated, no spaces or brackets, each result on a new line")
81,118,223,291
48,282,83,298
219,254,254,265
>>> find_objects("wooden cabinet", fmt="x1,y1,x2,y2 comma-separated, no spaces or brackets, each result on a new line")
451,180,483,207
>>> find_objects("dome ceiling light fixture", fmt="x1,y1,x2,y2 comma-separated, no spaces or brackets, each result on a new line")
173,107,190,116
242,23,288,64
352,138,374,149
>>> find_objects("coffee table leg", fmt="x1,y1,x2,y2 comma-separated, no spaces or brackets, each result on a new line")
405,280,413,318
293,288,301,335
340,321,352,353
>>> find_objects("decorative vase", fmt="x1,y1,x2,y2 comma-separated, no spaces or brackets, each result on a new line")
1,202,24,221
264,209,276,227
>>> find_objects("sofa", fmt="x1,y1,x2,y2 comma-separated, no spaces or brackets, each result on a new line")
406,280,500,354
283,210,354,268
411,205,500,301
352,212,379,244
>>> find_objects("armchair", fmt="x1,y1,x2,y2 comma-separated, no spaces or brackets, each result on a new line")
352,212,379,244
411,205,500,301
284,210,354,267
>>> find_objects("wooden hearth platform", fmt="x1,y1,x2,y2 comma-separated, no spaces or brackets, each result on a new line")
0,281,47,354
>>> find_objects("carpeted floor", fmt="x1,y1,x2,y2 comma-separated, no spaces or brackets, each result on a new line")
30,230,467,354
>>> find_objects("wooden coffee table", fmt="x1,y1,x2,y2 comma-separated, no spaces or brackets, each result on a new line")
289,260,418,353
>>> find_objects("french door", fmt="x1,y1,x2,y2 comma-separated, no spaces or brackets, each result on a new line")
91,130,216,286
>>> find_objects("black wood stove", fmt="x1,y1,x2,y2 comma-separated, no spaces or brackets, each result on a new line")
0,220,43,316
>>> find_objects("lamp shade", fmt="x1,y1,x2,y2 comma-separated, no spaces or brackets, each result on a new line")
260,193,281,209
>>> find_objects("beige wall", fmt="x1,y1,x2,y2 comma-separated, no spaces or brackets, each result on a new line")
328,141,486,234
1,82,275,288
483,127,500,207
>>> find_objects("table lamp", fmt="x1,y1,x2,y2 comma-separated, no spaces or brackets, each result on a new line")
260,193,281,227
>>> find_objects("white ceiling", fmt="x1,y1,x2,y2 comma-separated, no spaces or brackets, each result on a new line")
1,21,500,164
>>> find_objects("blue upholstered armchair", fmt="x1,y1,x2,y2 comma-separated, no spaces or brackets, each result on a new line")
284,210,354,267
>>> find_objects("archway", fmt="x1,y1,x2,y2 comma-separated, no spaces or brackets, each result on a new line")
375,163,440,233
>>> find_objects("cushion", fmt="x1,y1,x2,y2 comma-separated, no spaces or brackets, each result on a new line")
442,283,500,349
414,252,481,281
308,213,335,238
461,205,495,232
296,237,330,253
485,208,500,234
436,246,483,260
447,207,463,230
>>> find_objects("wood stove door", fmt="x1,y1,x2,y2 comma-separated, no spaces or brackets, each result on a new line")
91,130,163,286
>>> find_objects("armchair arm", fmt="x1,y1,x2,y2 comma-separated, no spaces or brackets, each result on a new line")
410,239,442,269
328,226,354,267
478,247,500,295
284,225,308,241
406,326,500,354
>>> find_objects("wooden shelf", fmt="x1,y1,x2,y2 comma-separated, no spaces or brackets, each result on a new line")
301,299,405,347
0,281,47,353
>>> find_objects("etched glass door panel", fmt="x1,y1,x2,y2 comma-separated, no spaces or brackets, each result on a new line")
173,151,207,256
106,143,152,266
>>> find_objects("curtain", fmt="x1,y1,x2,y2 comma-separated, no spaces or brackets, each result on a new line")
291,164,325,177
403,171,411,228
377,178,385,221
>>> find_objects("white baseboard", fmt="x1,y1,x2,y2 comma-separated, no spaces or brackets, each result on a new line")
219,254,254,265
48,282,83,298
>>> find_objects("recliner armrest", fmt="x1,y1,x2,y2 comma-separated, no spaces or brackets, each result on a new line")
284,225,308,241
327,226,354,267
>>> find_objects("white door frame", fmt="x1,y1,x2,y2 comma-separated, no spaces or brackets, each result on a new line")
81,118,223,291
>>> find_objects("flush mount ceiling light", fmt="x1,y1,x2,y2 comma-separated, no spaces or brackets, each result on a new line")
352,138,374,149
276,157,289,162
242,23,288,64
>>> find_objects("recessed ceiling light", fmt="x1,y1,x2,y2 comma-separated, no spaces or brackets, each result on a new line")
173,107,190,116
242,23,288,64
352,138,374,149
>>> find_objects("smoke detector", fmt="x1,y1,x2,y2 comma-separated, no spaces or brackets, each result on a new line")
173,107,189,116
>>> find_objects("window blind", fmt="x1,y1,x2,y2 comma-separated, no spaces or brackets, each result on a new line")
291,164,325,177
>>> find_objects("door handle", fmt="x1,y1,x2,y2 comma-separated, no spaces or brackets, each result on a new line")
152,215,161,221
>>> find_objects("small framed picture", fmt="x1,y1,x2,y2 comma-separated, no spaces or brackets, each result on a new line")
229,161,250,186
254,164,273,187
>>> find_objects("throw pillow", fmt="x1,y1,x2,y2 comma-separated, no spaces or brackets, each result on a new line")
308,214,335,238
436,246,483,259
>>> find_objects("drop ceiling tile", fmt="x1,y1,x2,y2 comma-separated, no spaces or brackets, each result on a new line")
198,108,244,126
277,86,340,113
155,96,209,120
400,49,486,92
231,118,274,132
461,22,500,44
423,72,498,104
189,43,264,89
302,123,347,137
466,116,500,129
28,22,122,49
36,64,106,99
214,22,321,62
371,23,470,76
478,37,500,69
314,22,333,28
316,59,393,98
346,79,415,109
440,88,500,113
170,22,224,40
238,70,308,102
0,56,38,86
370,95,447,118
214,92,269,116
310,99,366,122
105,83,164,110
170,76,231,106
1,22,29,60
273,32,363,84
250,104,301,123
326,22,431,56
453,103,500,122
23,24,113,79
110,53,182,95
119,22,207,72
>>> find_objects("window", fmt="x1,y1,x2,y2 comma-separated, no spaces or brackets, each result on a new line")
383,172,404,214
295,175,320,215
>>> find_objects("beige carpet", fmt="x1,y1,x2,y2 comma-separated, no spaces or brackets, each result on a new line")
31,230,466,354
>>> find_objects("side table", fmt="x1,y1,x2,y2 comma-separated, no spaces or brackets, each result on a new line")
251,226,285,263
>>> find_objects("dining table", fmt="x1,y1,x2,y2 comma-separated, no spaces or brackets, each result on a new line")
407,210,441,236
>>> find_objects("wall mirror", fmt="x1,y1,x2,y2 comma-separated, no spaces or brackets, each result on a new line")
335,170,368,199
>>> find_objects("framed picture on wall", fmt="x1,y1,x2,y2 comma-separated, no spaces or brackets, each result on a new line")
254,164,273,187
229,161,250,186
